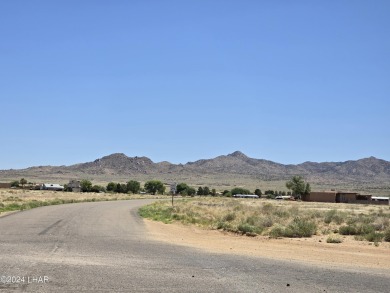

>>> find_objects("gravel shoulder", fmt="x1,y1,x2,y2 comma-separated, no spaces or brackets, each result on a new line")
145,219,390,272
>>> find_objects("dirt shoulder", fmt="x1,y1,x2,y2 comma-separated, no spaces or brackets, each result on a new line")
145,219,390,272
0,210,19,218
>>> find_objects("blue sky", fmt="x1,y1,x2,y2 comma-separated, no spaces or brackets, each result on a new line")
0,1,389,169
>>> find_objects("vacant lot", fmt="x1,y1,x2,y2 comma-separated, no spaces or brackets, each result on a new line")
141,198,390,270
140,197,390,244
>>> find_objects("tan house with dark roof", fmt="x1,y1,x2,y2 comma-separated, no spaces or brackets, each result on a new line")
302,191,375,204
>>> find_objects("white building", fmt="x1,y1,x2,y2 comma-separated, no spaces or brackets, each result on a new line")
233,194,259,199
41,183,64,191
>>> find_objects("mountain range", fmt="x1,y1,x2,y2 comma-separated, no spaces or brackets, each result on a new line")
1,152,389,194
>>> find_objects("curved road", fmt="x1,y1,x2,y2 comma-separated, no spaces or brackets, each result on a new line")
0,200,389,292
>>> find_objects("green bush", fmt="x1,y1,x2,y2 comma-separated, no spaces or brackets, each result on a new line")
285,217,317,238
339,225,357,235
222,213,236,222
238,223,255,234
268,218,317,238
216,221,232,231
237,223,264,235
326,236,342,243
365,232,383,242
172,213,182,220
384,229,390,242
356,224,375,235
245,216,257,225
269,226,285,238
324,209,345,225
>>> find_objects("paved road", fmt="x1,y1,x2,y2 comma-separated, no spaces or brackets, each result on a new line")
0,200,389,292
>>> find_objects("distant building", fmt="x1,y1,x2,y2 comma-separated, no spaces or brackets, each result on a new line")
275,195,295,200
303,191,388,205
371,196,390,204
0,183,12,189
233,194,259,199
41,183,64,191
68,180,81,192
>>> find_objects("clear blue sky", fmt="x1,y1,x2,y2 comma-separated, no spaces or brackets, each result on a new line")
1,1,389,169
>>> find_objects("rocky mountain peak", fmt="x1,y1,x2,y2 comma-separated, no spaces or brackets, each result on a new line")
101,153,128,160
228,151,248,159
1,152,389,189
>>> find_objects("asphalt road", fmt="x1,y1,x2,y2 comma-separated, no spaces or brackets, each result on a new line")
0,199,389,292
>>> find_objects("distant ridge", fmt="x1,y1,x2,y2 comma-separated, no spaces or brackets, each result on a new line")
1,152,389,189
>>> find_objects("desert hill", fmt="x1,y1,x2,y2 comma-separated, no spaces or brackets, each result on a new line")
1,152,389,194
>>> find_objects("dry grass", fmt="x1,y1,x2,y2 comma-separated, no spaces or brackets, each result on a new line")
0,189,162,215
139,197,390,242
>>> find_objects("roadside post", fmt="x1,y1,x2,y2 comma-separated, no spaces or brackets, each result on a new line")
170,183,177,207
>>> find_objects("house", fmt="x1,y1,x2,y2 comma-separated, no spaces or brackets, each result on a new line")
41,183,64,191
302,191,384,204
302,191,336,202
0,183,12,189
68,180,81,192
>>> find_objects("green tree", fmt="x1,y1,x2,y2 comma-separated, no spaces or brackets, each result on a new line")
222,190,230,196
211,188,217,196
176,183,197,196
127,180,141,194
20,178,27,188
286,176,310,199
231,187,251,195
197,187,204,196
63,184,70,192
107,182,116,192
254,189,262,196
176,183,190,195
10,180,19,188
80,179,93,192
144,180,165,195
115,183,127,194
121,184,128,193
91,185,105,193
116,183,122,193
224,191,232,197
203,186,210,195
187,187,196,196
305,183,311,195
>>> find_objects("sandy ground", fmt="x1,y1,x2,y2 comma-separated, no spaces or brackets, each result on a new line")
145,219,390,272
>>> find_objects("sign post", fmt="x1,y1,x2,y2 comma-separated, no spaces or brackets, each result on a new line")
170,183,177,207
